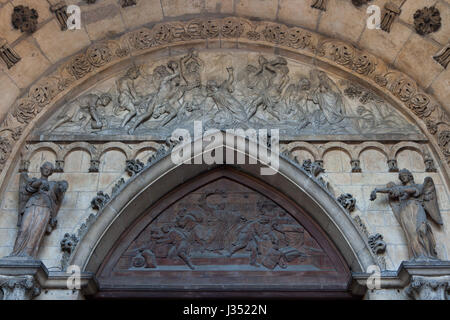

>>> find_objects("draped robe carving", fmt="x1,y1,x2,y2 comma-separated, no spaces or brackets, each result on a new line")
11,162,68,259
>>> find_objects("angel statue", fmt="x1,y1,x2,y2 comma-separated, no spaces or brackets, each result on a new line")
10,162,68,259
370,169,443,261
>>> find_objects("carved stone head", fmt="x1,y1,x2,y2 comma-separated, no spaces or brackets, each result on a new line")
99,93,112,106
299,78,311,91
40,162,54,178
399,168,414,185
126,66,140,80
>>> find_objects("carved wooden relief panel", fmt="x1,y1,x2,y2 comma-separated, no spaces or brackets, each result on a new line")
96,168,351,298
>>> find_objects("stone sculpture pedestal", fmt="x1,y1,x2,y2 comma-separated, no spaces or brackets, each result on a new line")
0,257,44,300
353,260,450,300
0,256,97,300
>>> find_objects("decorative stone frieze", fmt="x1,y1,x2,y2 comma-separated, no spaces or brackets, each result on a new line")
351,159,362,172
370,169,443,261
387,159,399,172
424,153,437,172
125,159,145,176
368,233,386,254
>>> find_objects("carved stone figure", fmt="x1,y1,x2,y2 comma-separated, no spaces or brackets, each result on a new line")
91,191,110,210
0,38,21,69
246,56,289,121
368,233,386,254
424,153,437,173
370,169,443,261
60,233,79,255
49,93,112,132
116,66,142,128
112,178,126,197
11,6,39,34
11,162,68,259
125,159,145,176
414,6,441,35
337,193,356,212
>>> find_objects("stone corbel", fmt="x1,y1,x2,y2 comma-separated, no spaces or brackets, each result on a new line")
406,276,450,300
0,275,40,300
0,38,21,69
387,159,399,172
380,0,405,33
352,260,450,300
49,1,68,31
434,44,450,69
0,257,97,300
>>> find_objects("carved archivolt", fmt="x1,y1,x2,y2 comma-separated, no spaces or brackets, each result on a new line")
0,17,448,185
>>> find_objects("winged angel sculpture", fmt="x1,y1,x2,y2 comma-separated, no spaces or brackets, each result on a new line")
370,169,443,261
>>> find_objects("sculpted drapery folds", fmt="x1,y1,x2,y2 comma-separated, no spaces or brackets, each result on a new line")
10,162,68,259
370,169,443,261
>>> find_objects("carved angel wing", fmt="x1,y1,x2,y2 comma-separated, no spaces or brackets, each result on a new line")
422,177,443,225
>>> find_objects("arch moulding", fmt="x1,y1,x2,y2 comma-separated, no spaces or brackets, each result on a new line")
0,16,449,196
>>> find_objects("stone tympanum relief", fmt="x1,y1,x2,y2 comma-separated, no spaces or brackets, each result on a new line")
370,169,443,261
34,52,420,141
102,176,349,290
9,162,68,259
